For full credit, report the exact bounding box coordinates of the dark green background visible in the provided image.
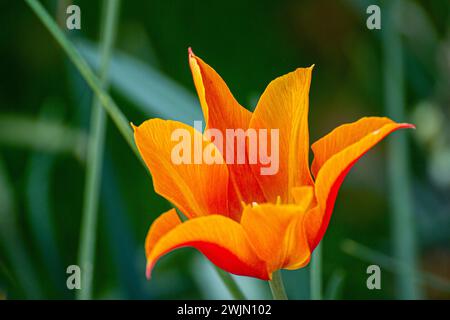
[0,0,449,299]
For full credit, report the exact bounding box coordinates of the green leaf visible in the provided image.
[75,39,202,124]
[0,114,87,161]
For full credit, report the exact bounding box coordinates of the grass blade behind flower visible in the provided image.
[25,0,245,299]
[76,0,121,300]
[382,0,422,299]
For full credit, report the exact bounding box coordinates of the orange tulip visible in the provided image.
[133,49,414,280]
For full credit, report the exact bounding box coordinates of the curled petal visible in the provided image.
[241,204,311,273]
[134,119,229,218]
[146,215,269,280]
[311,117,412,176]
[145,209,181,278]
[249,67,314,203]
[308,117,415,249]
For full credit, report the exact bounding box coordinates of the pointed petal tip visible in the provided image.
[130,122,138,132]
[188,47,195,57]
[145,262,153,280]
[403,123,416,129]
[294,65,314,74]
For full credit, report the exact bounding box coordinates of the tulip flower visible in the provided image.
[133,49,414,281]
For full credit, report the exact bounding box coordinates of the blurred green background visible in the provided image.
[0,0,449,299]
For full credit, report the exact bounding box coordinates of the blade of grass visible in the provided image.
[382,0,422,299]
[76,0,120,300]
[341,239,450,293]
[324,270,345,300]
[26,153,67,296]
[214,267,246,300]
[102,154,153,299]
[26,0,245,298]
[310,243,322,300]
[0,114,86,161]
[76,39,202,124]
[0,156,42,298]
[24,102,69,297]
[25,0,137,160]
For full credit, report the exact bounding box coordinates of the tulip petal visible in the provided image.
[145,209,181,278]
[188,49,252,133]
[291,186,315,212]
[145,209,181,252]
[134,119,229,218]
[241,204,311,273]
[308,118,415,249]
[189,50,266,214]
[146,215,269,280]
[311,117,411,176]
[249,67,314,203]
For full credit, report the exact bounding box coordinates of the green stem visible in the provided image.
[76,0,120,300]
[381,0,421,299]
[310,243,322,300]
[26,0,245,299]
[214,267,246,300]
[269,270,288,300]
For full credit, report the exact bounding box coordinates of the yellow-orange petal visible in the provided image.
[311,117,412,176]
[189,49,266,214]
[188,48,252,133]
[145,209,181,278]
[134,119,229,219]
[146,214,269,280]
[145,209,181,255]
[308,118,415,249]
[291,186,315,212]
[241,204,311,273]
[249,67,314,203]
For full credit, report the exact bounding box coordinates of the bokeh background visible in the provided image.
[0,0,449,299]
